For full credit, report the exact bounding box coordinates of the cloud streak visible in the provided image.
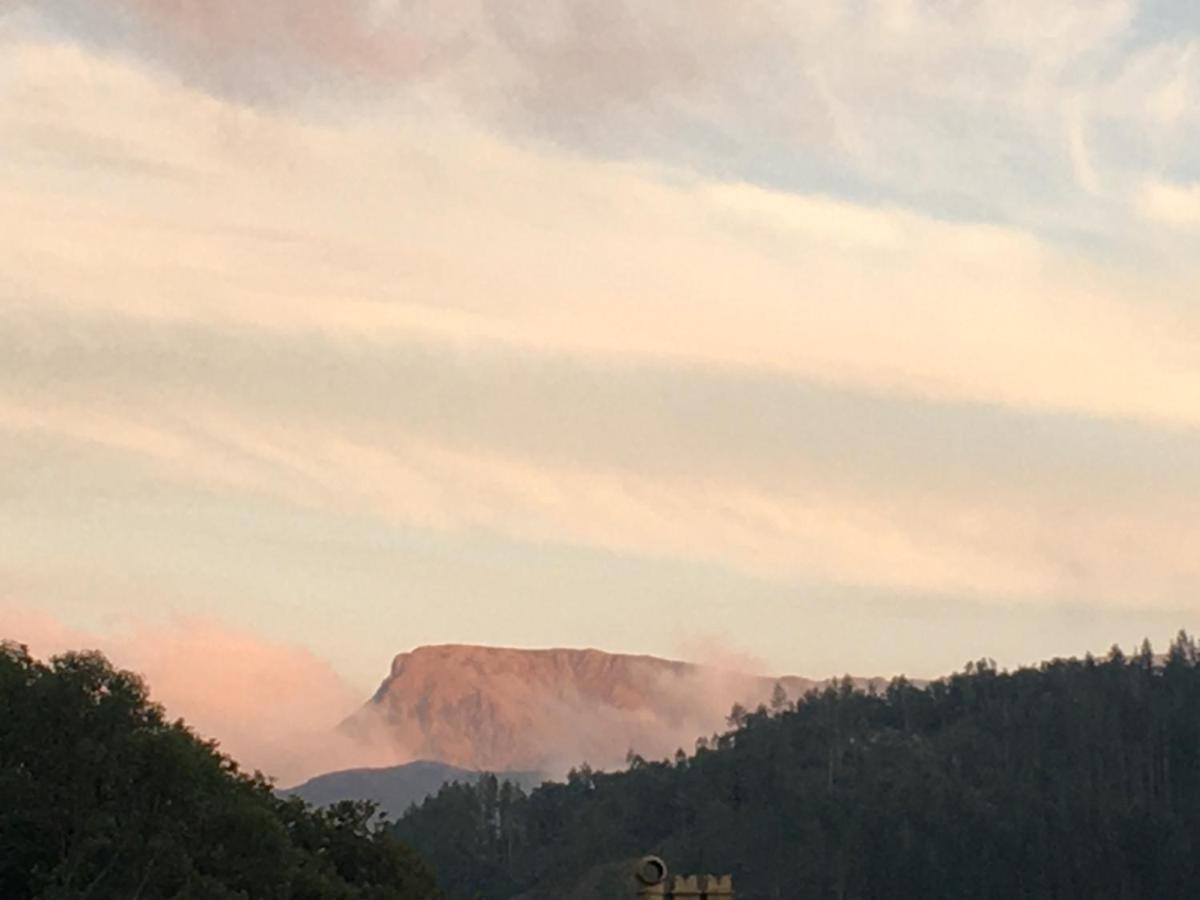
[3,368,1199,611]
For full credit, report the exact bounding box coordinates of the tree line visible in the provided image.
[395,632,1200,899]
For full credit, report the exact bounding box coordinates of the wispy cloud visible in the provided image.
[28,0,1197,232]
[3,38,1198,428]
[4,353,1199,611]
[2,3,1198,683]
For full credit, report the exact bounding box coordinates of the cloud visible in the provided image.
[1099,35,1200,130]
[24,0,1192,226]
[1137,178,1200,227]
[0,605,393,785]
[1,9,1199,682]
[5,376,1200,611]
[1,35,1199,616]
[19,0,472,100]
[3,37,1199,430]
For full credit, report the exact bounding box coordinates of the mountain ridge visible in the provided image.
[343,644,889,773]
[281,759,544,819]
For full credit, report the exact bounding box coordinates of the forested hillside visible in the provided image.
[0,642,440,899]
[396,633,1200,899]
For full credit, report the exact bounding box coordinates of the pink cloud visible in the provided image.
[48,0,769,124]
[1,604,396,785]
[106,0,468,91]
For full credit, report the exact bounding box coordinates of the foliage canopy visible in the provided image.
[0,642,441,899]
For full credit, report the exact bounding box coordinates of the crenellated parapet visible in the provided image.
[634,856,734,898]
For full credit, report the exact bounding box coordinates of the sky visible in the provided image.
[2,0,1200,731]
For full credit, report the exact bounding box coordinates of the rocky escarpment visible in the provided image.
[341,644,867,773]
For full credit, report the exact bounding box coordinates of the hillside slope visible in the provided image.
[282,760,543,819]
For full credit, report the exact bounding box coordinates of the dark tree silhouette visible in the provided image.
[0,642,441,899]
[396,632,1200,899]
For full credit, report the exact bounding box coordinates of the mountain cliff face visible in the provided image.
[342,644,850,773]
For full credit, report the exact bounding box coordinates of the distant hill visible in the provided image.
[281,760,543,819]
[341,644,889,773]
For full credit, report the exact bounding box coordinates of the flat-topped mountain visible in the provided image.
[342,644,881,773]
